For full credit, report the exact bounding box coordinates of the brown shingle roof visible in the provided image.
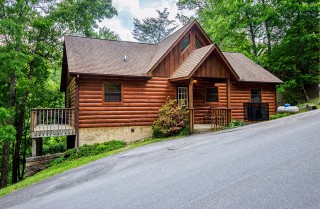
[223,52,283,83]
[65,36,157,77]
[64,21,195,77]
[147,20,195,71]
[170,44,215,80]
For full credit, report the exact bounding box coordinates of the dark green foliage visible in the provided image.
[270,113,291,120]
[0,0,118,187]
[51,140,126,165]
[177,0,320,101]
[228,119,245,128]
[43,137,67,155]
[152,99,189,138]
[132,8,178,44]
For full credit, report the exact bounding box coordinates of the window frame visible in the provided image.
[177,86,189,107]
[250,88,261,103]
[195,35,203,49]
[102,82,123,104]
[180,34,191,53]
[205,86,219,104]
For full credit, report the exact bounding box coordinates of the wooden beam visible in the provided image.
[189,78,194,133]
[189,78,194,108]
[227,78,231,108]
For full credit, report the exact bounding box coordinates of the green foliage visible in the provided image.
[0,0,118,187]
[51,140,126,165]
[152,99,189,138]
[0,108,16,142]
[42,137,66,155]
[132,8,178,44]
[270,113,291,120]
[228,119,245,128]
[177,0,320,100]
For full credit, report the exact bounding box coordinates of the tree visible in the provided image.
[0,0,118,188]
[177,0,319,102]
[132,8,178,44]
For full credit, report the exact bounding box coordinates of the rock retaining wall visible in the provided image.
[25,153,63,177]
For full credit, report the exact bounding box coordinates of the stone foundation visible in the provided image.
[25,153,62,177]
[79,126,152,145]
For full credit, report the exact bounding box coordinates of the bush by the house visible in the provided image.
[228,119,245,128]
[152,98,189,138]
[50,140,126,165]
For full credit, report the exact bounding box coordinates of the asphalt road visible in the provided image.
[1,110,320,209]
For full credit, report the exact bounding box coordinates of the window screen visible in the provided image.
[206,87,218,103]
[104,83,121,102]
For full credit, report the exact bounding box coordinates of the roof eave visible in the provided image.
[69,72,152,79]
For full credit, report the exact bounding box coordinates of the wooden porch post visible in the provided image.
[189,78,194,133]
[226,78,232,124]
[227,78,231,109]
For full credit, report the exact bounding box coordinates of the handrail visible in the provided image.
[30,108,76,138]
[192,107,232,131]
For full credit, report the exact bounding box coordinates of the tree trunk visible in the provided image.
[20,125,28,180]
[245,12,258,56]
[262,0,271,54]
[301,84,310,101]
[12,92,28,183]
[0,142,10,188]
[0,75,16,188]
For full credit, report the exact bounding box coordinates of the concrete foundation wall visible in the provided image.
[79,126,153,145]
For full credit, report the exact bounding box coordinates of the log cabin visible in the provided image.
[30,20,282,155]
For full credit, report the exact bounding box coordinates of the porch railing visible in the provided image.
[189,107,232,132]
[30,108,75,138]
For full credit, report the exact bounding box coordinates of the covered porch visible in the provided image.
[168,44,238,133]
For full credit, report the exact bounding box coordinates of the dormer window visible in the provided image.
[195,37,203,48]
[180,35,190,52]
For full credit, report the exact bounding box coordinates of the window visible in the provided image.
[251,89,261,103]
[206,87,218,103]
[180,35,190,52]
[104,83,121,102]
[177,87,188,107]
[195,37,203,48]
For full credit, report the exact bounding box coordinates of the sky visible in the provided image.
[99,0,194,42]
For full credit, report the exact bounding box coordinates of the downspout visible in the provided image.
[76,74,80,147]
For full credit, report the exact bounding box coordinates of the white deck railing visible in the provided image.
[30,108,75,138]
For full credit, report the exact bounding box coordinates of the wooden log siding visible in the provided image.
[230,83,277,120]
[78,77,176,128]
[152,27,210,78]
[193,82,227,124]
[66,76,76,109]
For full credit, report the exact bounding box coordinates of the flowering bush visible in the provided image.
[152,98,189,137]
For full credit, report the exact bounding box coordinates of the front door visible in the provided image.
[177,87,188,107]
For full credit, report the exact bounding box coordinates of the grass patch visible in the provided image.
[270,113,291,120]
[0,135,182,197]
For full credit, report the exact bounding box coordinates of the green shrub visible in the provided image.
[50,140,125,165]
[270,113,291,120]
[228,119,245,128]
[152,98,189,138]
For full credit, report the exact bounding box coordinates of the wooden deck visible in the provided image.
[31,108,75,138]
[31,124,75,138]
